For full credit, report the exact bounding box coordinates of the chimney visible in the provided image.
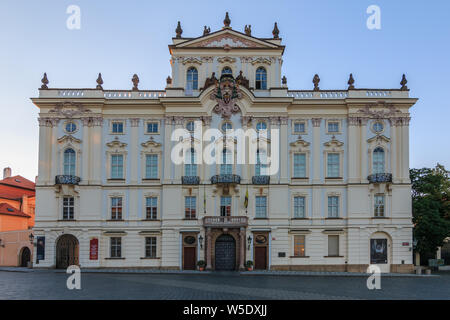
[3,167,11,179]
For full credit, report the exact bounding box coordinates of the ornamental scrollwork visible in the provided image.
[210,74,242,119]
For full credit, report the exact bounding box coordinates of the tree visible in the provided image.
[410,164,450,258]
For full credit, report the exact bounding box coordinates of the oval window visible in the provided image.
[65,122,77,133]
[184,236,196,245]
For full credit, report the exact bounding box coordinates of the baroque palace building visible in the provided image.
[32,13,417,272]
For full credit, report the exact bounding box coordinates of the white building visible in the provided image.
[32,13,417,273]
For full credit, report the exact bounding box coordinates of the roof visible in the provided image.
[0,184,35,200]
[0,203,30,218]
[0,175,35,191]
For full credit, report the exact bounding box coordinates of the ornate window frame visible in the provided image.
[323,137,344,180]
[253,188,269,219]
[58,195,78,221]
[109,119,126,135]
[326,192,342,218]
[108,192,125,221]
[367,135,390,175]
[291,192,309,219]
[143,192,160,220]
[325,119,342,135]
[140,138,162,183]
[63,120,79,134]
[139,234,161,259]
[289,136,310,181]
[214,135,237,175]
[144,119,160,135]
[292,119,307,134]
[106,138,127,182]
[255,66,268,90]
[57,135,82,177]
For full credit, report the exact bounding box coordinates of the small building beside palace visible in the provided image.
[31,13,417,272]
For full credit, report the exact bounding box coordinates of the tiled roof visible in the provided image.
[0,185,35,200]
[0,175,35,190]
[0,203,30,218]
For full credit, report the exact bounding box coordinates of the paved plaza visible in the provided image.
[0,269,449,300]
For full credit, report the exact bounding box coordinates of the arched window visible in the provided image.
[186,67,198,90]
[220,148,232,174]
[373,147,385,174]
[221,67,233,76]
[255,149,268,176]
[63,148,76,176]
[255,67,267,90]
[185,148,197,177]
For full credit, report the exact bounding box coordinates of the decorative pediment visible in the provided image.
[217,56,237,63]
[367,135,390,144]
[57,135,81,144]
[141,136,162,149]
[358,103,402,119]
[250,57,272,65]
[106,137,127,148]
[180,57,202,65]
[324,136,344,148]
[290,136,310,148]
[49,102,91,118]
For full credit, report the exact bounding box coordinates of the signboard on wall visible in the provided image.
[36,237,45,261]
[89,238,98,260]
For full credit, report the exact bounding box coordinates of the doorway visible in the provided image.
[56,234,79,269]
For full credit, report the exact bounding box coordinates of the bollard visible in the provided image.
[425,269,431,275]
[415,268,421,275]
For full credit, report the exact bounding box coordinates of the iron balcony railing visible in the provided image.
[367,173,392,183]
[210,174,241,184]
[55,175,81,185]
[181,176,200,185]
[252,175,270,185]
[203,216,248,228]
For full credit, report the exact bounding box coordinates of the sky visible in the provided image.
[0,0,449,181]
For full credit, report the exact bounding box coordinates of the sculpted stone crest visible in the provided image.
[210,74,242,119]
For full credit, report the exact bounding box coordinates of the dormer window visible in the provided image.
[255,67,267,90]
[221,67,233,76]
[186,67,198,90]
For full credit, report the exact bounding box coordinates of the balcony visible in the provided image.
[368,173,392,184]
[252,175,270,185]
[55,175,81,185]
[182,176,200,185]
[203,216,248,228]
[210,174,241,185]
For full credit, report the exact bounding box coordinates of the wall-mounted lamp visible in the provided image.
[198,235,204,249]
[29,233,34,245]
[247,236,252,250]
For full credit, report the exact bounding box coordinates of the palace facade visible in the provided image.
[32,13,417,272]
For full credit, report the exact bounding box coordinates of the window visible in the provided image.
[293,153,306,178]
[374,195,385,217]
[221,67,233,75]
[255,196,267,218]
[186,121,195,132]
[255,67,267,90]
[221,122,232,132]
[220,196,231,217]
[294,235,305,257]
[146,122,158,134]
[145,154,158,179]
[145,237,157,258]
[328,235,339,256]
[111,197,123,220]
[255,149,268,176]
[328,196,339,218]
[145,197,157,220]
[112,121,124,134]
[293,122,305,133]
[328,121,339,133]
[373,147,385,174]
[111,154,124,179]
[65,122,77,133]
[185,196,196,219]
[110,237,121,258]
[256,121,267,132]
[186,67,198,90]
[185,148,197,177]
[327,153,340,178]
[293,196,305,218]
[63,148,76,176]
[372,121,384,133]
[220,148,232,174]
[62,196,74,220]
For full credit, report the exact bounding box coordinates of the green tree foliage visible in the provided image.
[410,164,450,256]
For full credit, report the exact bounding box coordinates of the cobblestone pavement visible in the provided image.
[0,270,449,300]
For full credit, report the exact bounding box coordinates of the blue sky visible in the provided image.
[0,0,449,181]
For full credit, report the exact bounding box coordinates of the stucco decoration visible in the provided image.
[324,136,344,149]
[358,104,402,119]
[141,136,162,153]
[57,135,81,144]
[106,137,127,149]
[181,57,202,65]
[194,34,261,48]
[290,136,310,148]
[250,57,272,65]
[49,102,91,118]
[210,74,242,119]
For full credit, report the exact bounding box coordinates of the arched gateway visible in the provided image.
[56,234,79,269]
[20,247,31,267]
[214,234,236,271]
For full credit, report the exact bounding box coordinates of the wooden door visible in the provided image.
[254,246,267,270]
[183,247,196,270]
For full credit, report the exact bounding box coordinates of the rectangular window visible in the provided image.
[111,154,124,179]
[112,122,124,134]
[328,121,339,133]
[145,197,157,220]
[220,196,232,217]
[293,153,306,178]
[145,154,158,179]
[111,197,123,220]
[110,237,121,258]
[328,235,339,256]
[293,196,305,218]
[328,196,339,218]
[145,237,157,258]
[374,195,385,217]
[327,153,340,177]
[255,196,267,218]
[293,122,305,133]
[185,196,196,219]
[146,122,158,134]
[62,196,74,220]
[294,235,305,257]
